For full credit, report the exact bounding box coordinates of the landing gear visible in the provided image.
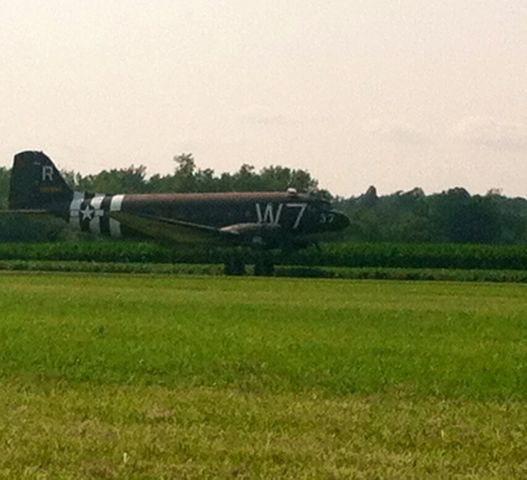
[254,255,274,277]
[222,249,275,277]
[223,255,246,276]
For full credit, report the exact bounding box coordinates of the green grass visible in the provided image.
[3,382,527,479]
[1,273,527,478]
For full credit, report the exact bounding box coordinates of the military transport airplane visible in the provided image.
[7,151,349,274]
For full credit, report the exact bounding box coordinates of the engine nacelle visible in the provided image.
[220,222,284,248]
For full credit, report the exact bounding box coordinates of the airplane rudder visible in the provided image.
[9,151,72,209]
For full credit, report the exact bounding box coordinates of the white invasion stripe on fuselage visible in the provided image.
[89,195,105,235]
[110,194,124,211]
[109,194,125,238]
[69,191,85,229]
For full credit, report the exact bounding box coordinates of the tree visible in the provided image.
[428,188,500,243]
[0,167,10,209]
[75,166,148,194]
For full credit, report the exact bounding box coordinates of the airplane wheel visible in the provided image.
[254,257,274,276]
[224,256,246,276]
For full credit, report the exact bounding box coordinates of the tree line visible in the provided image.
[335,186,527,244]
[0,154,526,244]
[63,154,320,195]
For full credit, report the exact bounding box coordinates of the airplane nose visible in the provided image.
[331,210,350,231]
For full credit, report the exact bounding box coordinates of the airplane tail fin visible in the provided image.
[8,151,73,210]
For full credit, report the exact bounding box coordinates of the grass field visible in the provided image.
[1,274,527,478]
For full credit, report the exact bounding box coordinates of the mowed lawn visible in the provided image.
[0,273,526,478]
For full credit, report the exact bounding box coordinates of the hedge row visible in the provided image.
[288,242,527,270]
[0,240,526,270]
[1,260,527,283]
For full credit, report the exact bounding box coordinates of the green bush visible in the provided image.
[286,242,527,270]
[0,240,526,271]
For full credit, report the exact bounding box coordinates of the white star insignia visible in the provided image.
[80,204,95,221]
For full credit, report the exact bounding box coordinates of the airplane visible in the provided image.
[7,150,350,275]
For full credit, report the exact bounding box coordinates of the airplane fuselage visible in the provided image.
[63,190,348,247]
[8,151,350,252]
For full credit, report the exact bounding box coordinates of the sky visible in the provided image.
[1,0,526,197]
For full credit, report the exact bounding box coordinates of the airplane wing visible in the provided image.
[109,211,239,244]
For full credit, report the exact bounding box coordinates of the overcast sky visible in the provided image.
[1,1,526,197]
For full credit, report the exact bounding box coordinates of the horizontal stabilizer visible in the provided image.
[0,209,51,215]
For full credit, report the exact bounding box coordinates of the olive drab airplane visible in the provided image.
[7,151,349,274]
